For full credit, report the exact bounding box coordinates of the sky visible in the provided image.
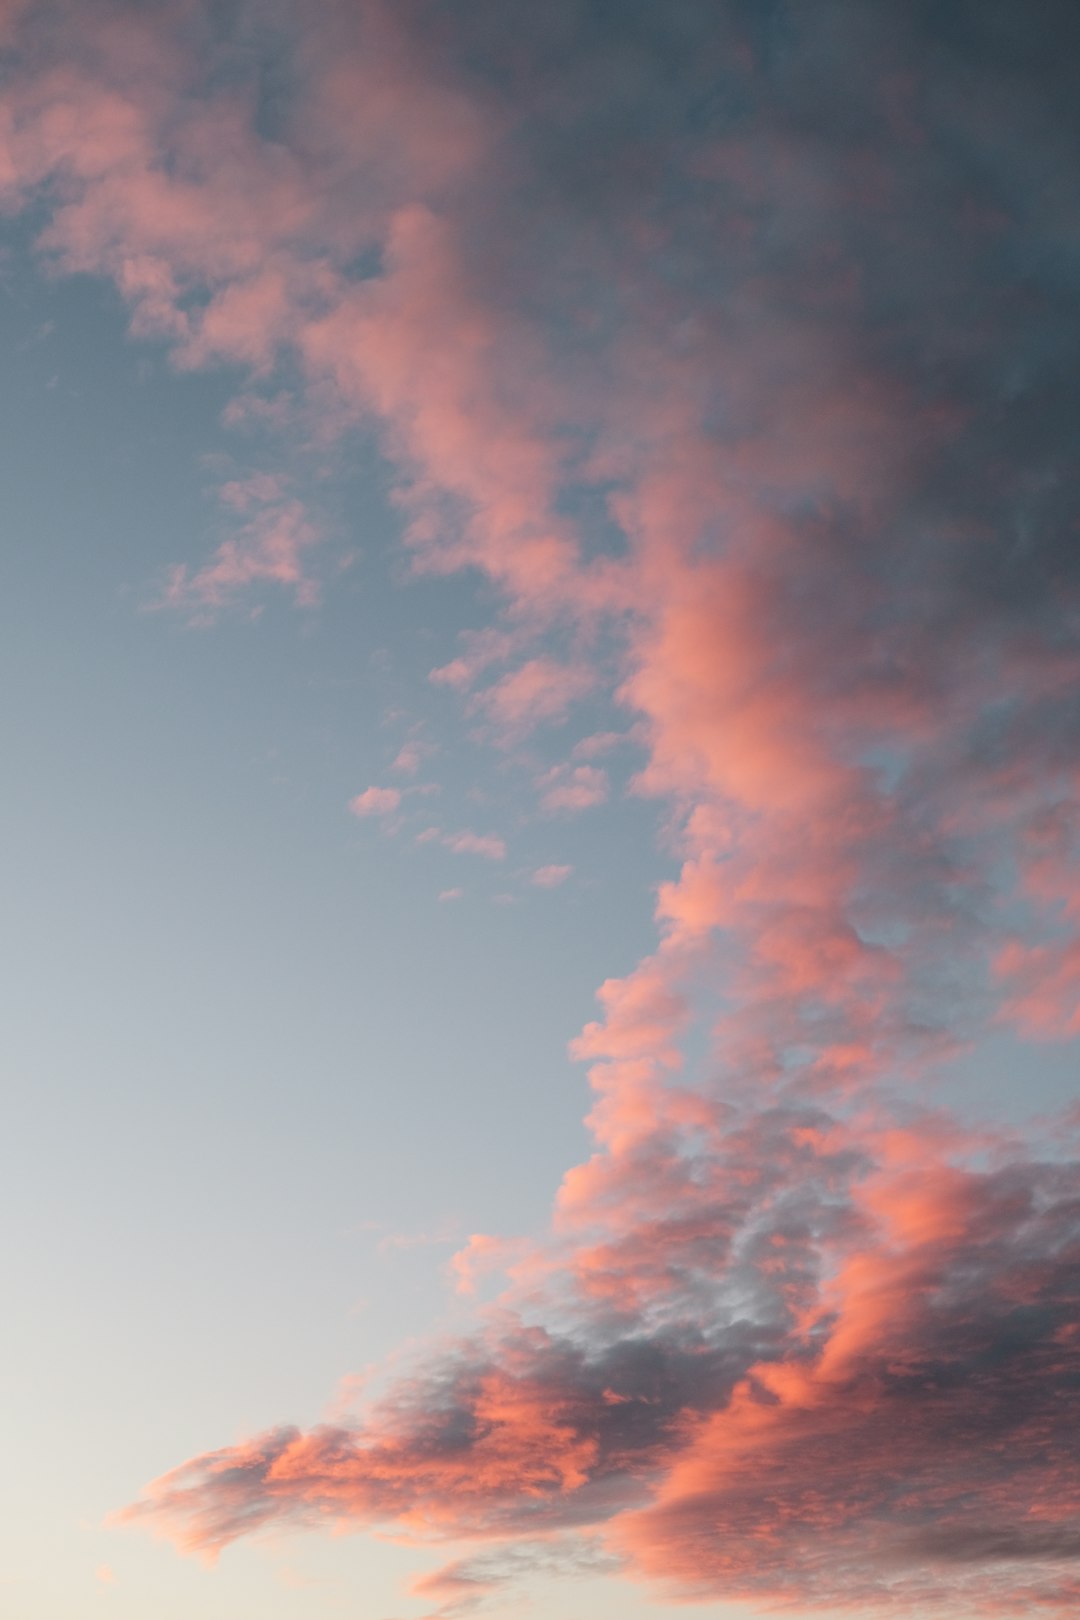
[2,3,1080,1618]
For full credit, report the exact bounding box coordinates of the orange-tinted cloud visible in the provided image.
[12,2,1080,1614]
[120,1121,1080,1616]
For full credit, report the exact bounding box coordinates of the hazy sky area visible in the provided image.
[2,4,1079,1619]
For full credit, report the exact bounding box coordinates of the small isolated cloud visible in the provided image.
[572,731,628,760]
[532,864,572,888]
[429,629,515,691]
[95,1565,116,1585]
[474,659,593,736]
[416,827,507,860]
[349,786,402,817]
[162,486,322,615]
[438,887,464,902]
[444,830,506,860]
[391,740,429,774]
[539,764,608,814]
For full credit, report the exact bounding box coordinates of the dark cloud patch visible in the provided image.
[124,1125,1080,1614]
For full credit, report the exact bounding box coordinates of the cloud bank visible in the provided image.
[6,1,1080,1613]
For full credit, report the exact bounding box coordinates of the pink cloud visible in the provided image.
[349,787,401,817]
[391,739,428,774]
[443,831,506,861]
[572,731,629,760]
[532,864,572,888]
[612,1145,1080,1611]
[15,7,1080,1616]
[538,764,608,814]
[429,630,516,691]
[995,938,1080,1040]
[0,0,29,46]
[217,472,288,512]
[410,1559,498,1610]
[474,659,593,736]
[438,887,464,903]
[449,1233,517,1296]
[162,497,322,614]
[119,1128,1080,1615]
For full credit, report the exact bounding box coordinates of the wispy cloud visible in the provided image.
[162,495,322,616]
[443,831,506,862]
[538,765,608,814]
[531,865,572,888]
[473,659,593,738]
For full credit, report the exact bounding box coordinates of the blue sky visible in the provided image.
[2,243,674,1618]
